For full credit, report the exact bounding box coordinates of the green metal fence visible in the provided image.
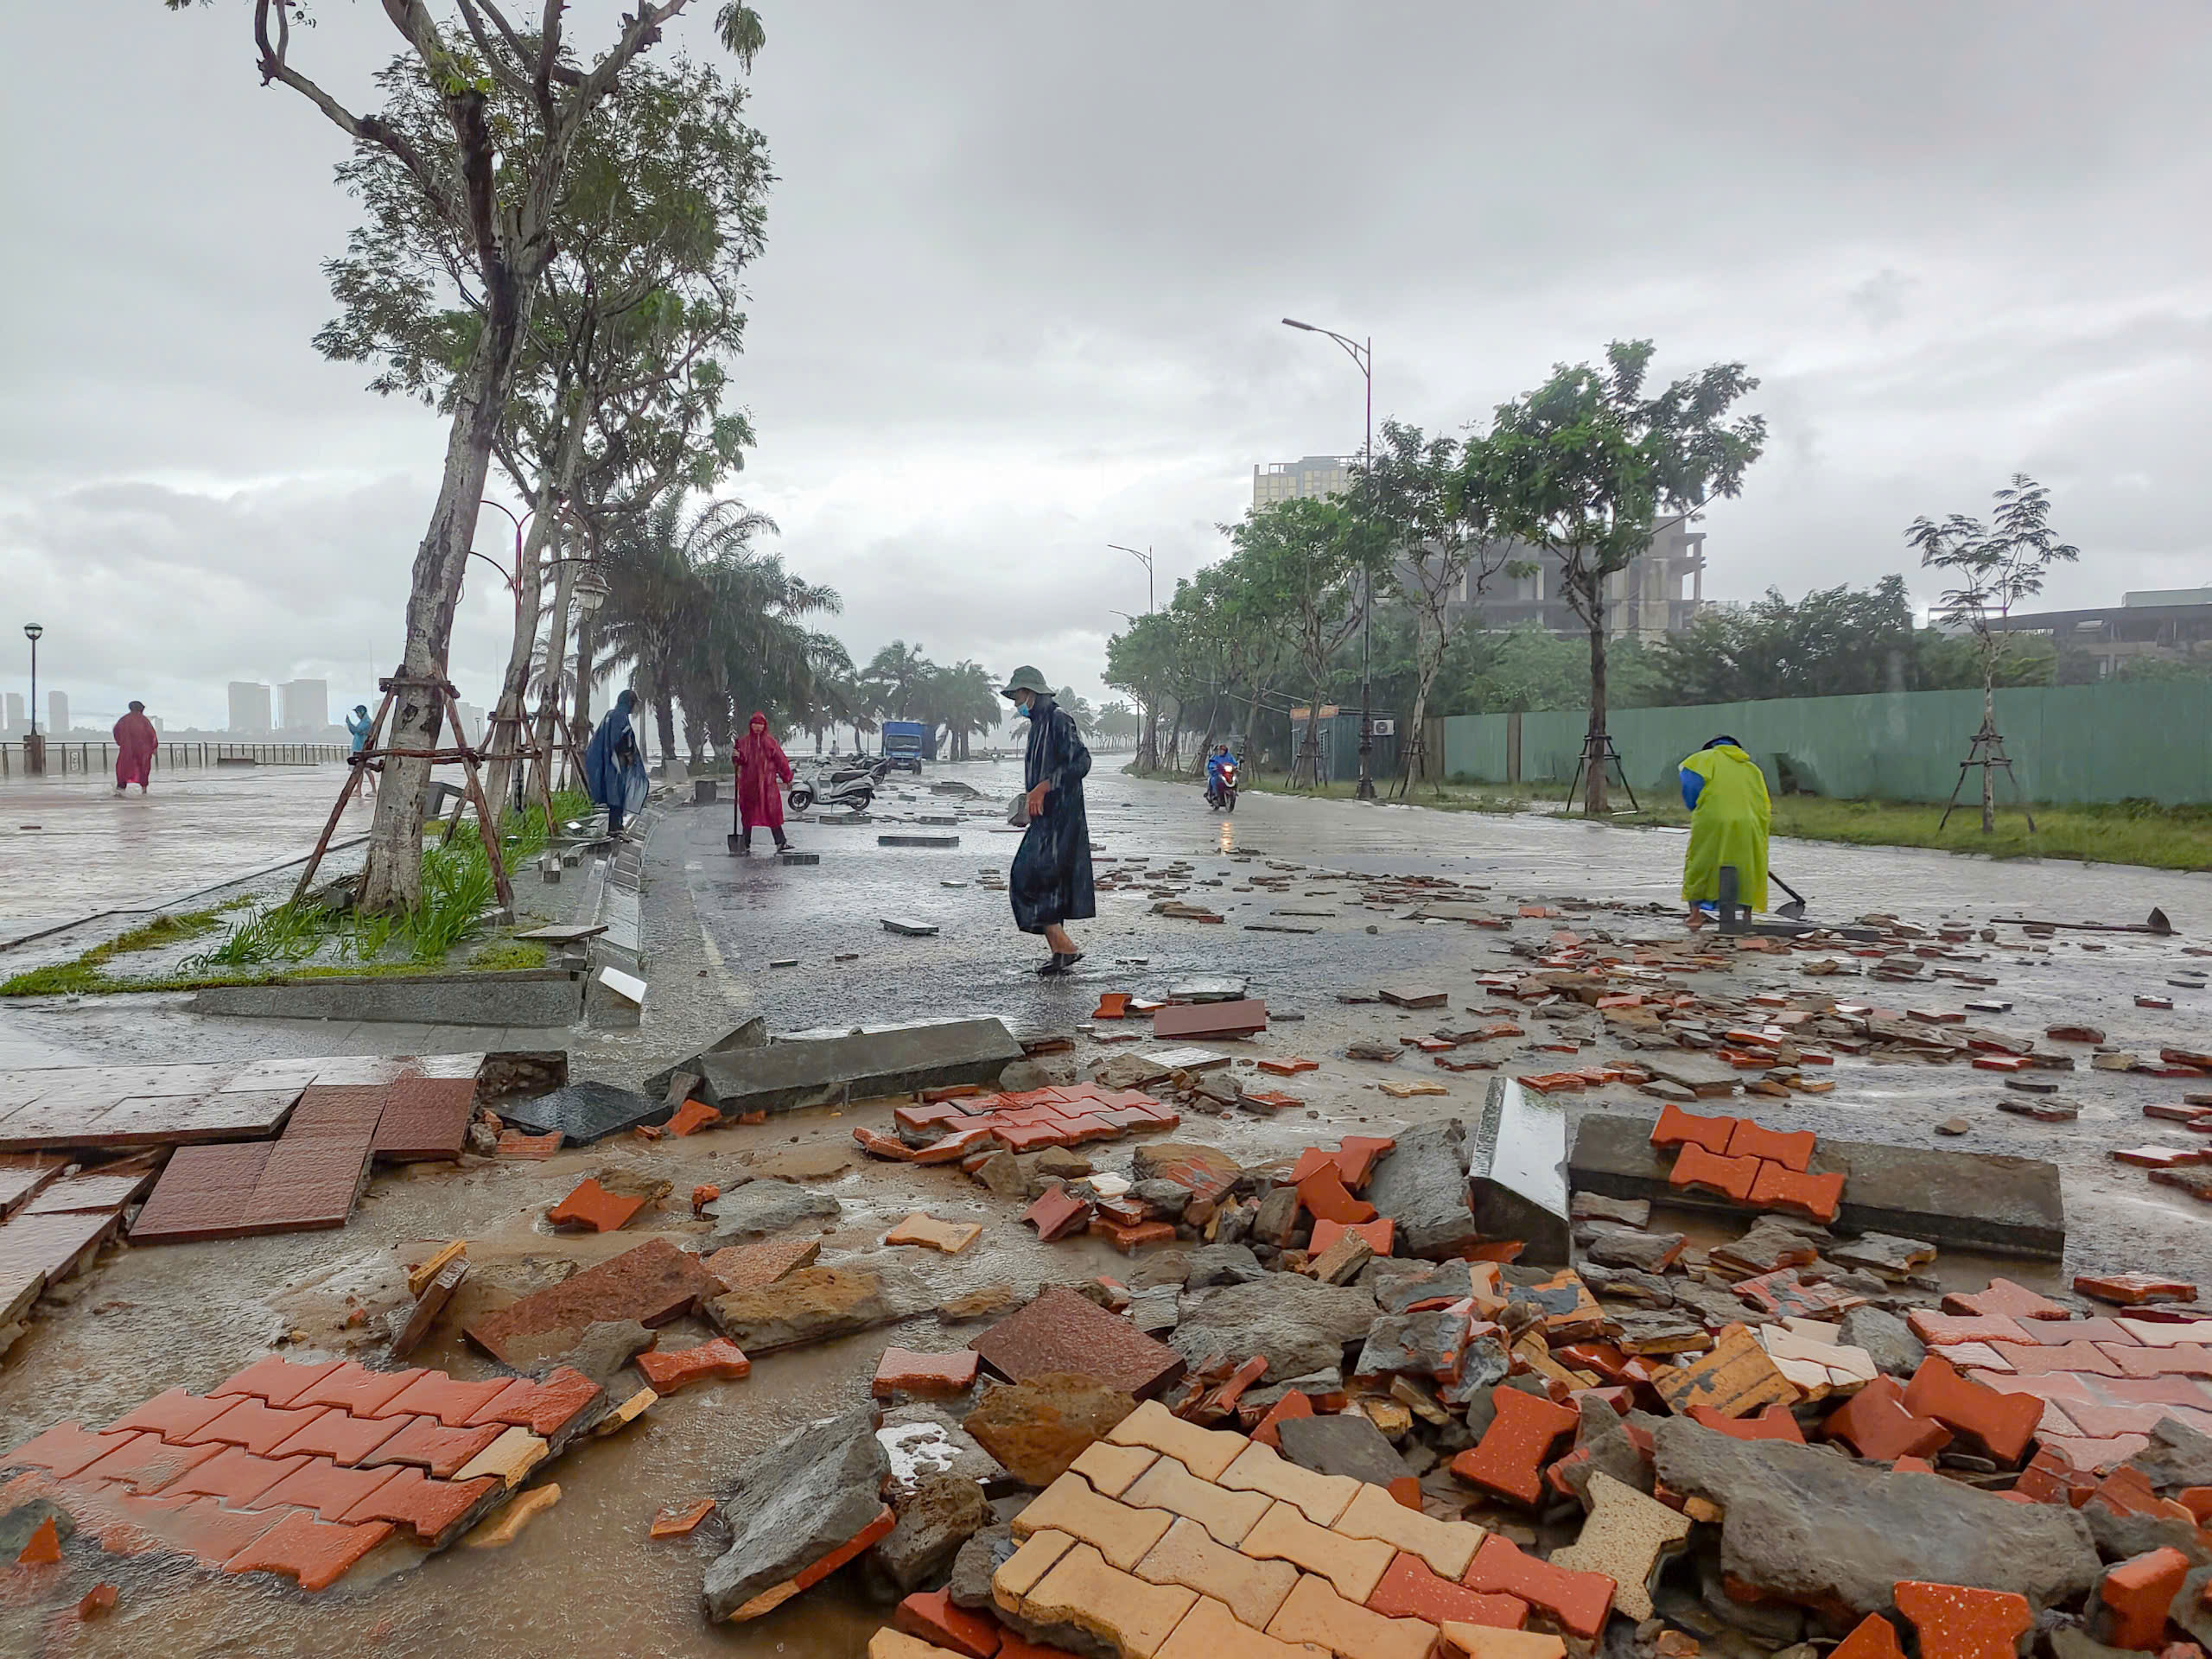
[1438,682,2212,806]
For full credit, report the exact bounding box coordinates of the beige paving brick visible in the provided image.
[1439,1624,1567,1659]
[995,1527,1078,1601]
[1020,1540,1200,1659]
[1122,1453,1274,1548]
[1218,1441,1359,1527]
[1239,1500,1396,1604]
[1014,1472,1174,1569]
[869,1632,967,1659]
[1266,1573,1440,1659]
[1108,1398,1249,1481]
[1072,1438,1160,1498]
[452,1426,547,1489]
[1135,1516,1300,1630]
[1545,1471,1689,1623]
[1333,1483,1485,1580]
[1157,1593,1332,1659]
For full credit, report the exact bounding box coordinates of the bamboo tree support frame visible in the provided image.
[289,674,516,918]
[1937,719,2037,833]
[1563,732,1640,815]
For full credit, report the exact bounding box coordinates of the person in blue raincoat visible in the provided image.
[1001,666,1093,976]
[346,703,377,792]
[584,689,650,836]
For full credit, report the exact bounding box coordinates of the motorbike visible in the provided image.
[1205,761,1239,813]
[790,757,882,815]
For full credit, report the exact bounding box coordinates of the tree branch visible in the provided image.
[451,0,538,103]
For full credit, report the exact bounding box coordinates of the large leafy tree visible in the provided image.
[175,0,764,912]
[1345,420,1516,796]
[1646,577,1923,705]
[316,49,772,816]
[1906,474,2078,831]
[1222,497,1373,787]
[1478,340,1765,814]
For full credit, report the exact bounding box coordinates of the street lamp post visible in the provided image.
[1107,543,1159,770]
[1281,317,1376,800]
[22,623,43,777]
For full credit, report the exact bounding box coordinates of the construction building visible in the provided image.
[227,681,272,734]
[1991,590,2212,678]
[276,678,329,734]
[1250,454,1711,641]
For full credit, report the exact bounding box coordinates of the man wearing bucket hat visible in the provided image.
[1001,665,1094,976]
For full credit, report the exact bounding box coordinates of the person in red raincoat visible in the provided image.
[112,701,158,793]
[733,710,794,854]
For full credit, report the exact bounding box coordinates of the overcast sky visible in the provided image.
[3,2,2208,731]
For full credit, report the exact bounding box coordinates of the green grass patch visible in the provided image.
[465,939,550,972]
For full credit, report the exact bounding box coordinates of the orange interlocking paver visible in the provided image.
[1309,1218,1396,1256]
[256,1456,403,1522]
[381,1371,518,1428]
[106,1387,234,1444]
[548,1177,648,1233]
[2,1421,138,1479]
[1450,1389,1580,1506]
[1944,1279,2070,1322]
[289,1363,423,1418]
[1249,1392,1313,1450]
[1668,1144,1760,1203]
[1014,1472,1173,1570]
[338,1464,498,1544]
[1333,1483,1484,1580]
[1893,1580,2033,1659]
[666,1100,722,1136]
[208,1355,344,1408]
[2099,1547,2189,1649]
[1726,1120,1815,1172]
[222,1509,394,1592]
[181,1399,329,1457]
[1133,1515,1300,1630]
[1437,1624,1565,1659]
[1828,1612,1907,1659]
[1649,1103,1736,1154]
[113,1492,284,1566]
[359,1415,505,1478]
[76,1432,223,1496]
[1240,1500,1395,1602]
[1217,1441,1359,1526]
[161,1446,308,1506]
[1012,1540,1198,1658]
[467,1368,602,1439]
[1120,1455,1272,1548]
[1257,1058,1319,1077]
[1904,1356,2045,1465]
[1267,1573,1438,1659]
[269,1407,409,1465]
[1460,1535,1615,1643]
[1907,1312,2035,1348]
[637,1339,754,1395]
[895,1586,1006,1658]
[1108,1400,1249,1482]
[1367,1550,1528,1627]
[1295,1163,1376,1226]
[1746,1162,1845,1224]
[1821,1375,1953,1461]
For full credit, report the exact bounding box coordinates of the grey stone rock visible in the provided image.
[1128,1288,1180,1336]
[1827,1232,1938,1280]
[1276,1413,1405,1487]
[872,1469,991,1592]
[1582,1265,1675,1307]
[949,1524,1015,1611]
[976,1151,1027,1199]
[1364,1119,1478,1259]
[2055,1624,2145,1659]
[503,1318,656,1384]
[1698,1554,1806,1644]
[2127,1415,2212,1495]
[1251,1185,1300,1248]
[1169,1275,1376,1382]
[1839,1306,1926,1376]
[1582,1227,1687,1274]
[702,1179,840,1247]
[1439,1335,1512,1409]
[1185,1243,1266,1289]
[656,1017,1023,1118]
[1563,1393,1651,1503]
[1129,1179,1192,1219]
[1372,1259,1477,1314]
[1711,1218,1822,1275]
[1128,1252,1192,1290]
[704,1407,892,1621]
[1465,1374,1552,1440]
[1000,1057,1069,1093]
[2171,1563,2212,1650]
[1240,1368,1345,1413]
[1571,1193,1651,1228]
[880,1404,1014,1496]
[2083,1498,2209,1566]
[1355,1310,1471,1381]
[1652,1418,2101,1616]
[706,1257,938,1353]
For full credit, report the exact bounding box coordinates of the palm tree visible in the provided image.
[936,660,1001,760]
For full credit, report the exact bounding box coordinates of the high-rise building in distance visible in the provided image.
[227,682,272,734]
[277,678,329,733]
[48,691,68,734]
[3,693,21,735]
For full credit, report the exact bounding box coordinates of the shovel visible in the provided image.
[1771,872,1808,921]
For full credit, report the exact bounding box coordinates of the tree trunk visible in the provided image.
[483,487,557,819]
[570,613,598,785]
[1980,674,1997,834]
[653,692,678,767]
[1583,576,1611,817]
[357,304,525,914]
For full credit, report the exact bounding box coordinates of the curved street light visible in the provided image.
[22,623,42,741]
[1281,316,1376,799]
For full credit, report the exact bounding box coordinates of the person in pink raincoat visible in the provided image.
[112,702,158,793]
[733,710,794,855]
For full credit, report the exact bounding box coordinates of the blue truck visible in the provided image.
[880,720,932,772]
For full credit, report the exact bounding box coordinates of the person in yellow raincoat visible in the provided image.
[1679,735,1770,925]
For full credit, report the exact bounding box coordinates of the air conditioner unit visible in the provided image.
[1370,719,1395,737]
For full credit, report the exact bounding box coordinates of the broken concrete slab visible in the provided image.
[500,1081,671,1147]
[963,1375,1138,1486]
[501,1319,657,1385]
[1275,1411,1406,1487]
[1837,1306,1927,1377]
[1364,1121,1479,1261]
[1650,1417,2100,1616]
[466,1238,718,1364]
[1467,1077,1569,1264]
[2126,1416,2212,1495]
[1570,1112,2066,1258]
[702,1180,842,1248]
[969,1286,1185,1397]
[1167,1274,1376,1382]
[873,1469,992,1593]
[707,1259,937,1355]
[880,1403,1014,1496]
[703,1406,893,1622]
[1152,1001,1268,1041]
[647,1019,1025,1120]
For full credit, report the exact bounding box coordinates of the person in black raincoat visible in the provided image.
[1001,665,1093,975]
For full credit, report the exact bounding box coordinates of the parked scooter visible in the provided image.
[790,757,881,815]
[1205,760,1239,814]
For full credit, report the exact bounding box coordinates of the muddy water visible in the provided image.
[3,760,2211,1650]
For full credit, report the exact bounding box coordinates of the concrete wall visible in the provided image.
[1438,681,2212,805]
